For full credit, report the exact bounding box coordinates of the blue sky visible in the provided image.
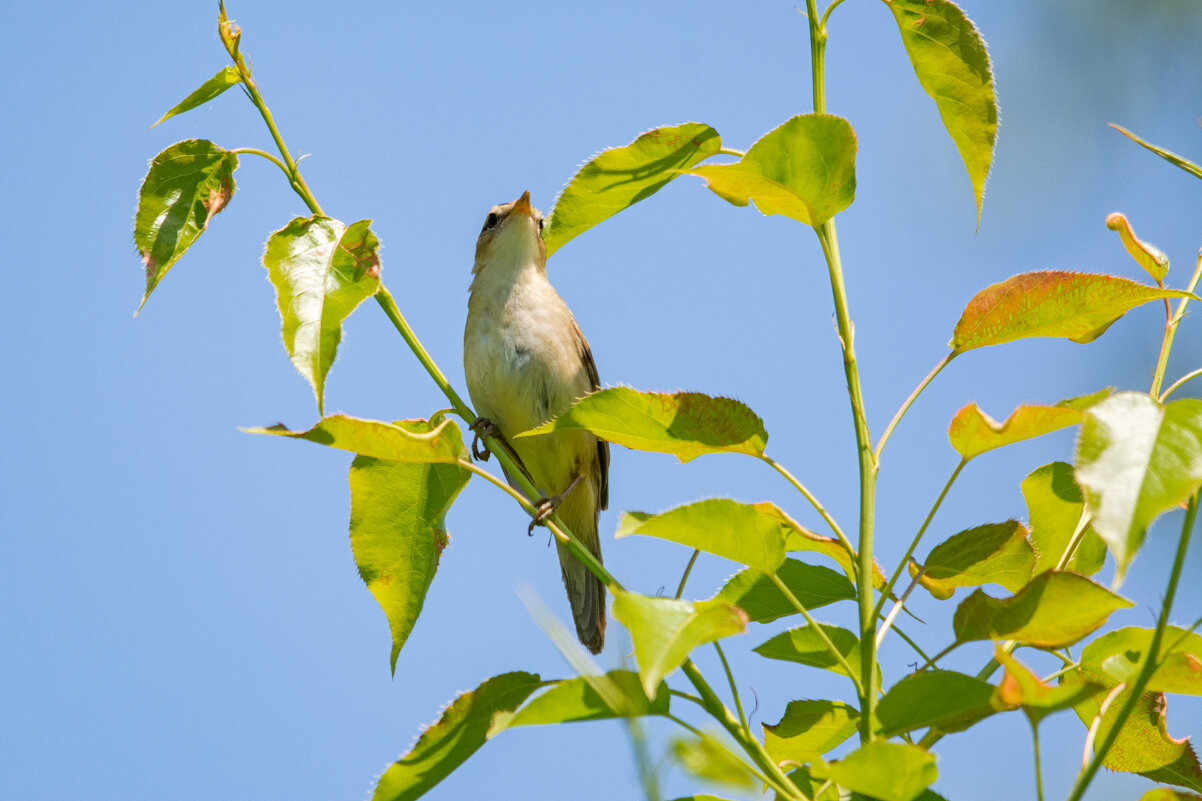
[3,2,1201,800]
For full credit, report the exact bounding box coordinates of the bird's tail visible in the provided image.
[555,491,606,654]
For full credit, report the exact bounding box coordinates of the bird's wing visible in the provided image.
[573,317,609,511]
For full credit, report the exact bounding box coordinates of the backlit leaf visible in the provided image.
[1022,461,1106,576]
[618,499,786,573]
[612,590,747,697]
[263,216,382,414]
[545,123,722,257]
[1075,393,1202,584]
[1106,212,1170,283]
[134,139,238,309]
[810,742,937,801]
[763,700,860,765]
[505,670,668,728]
[671,734,757,791]
[243,414,468,463]
[1139,789,1202,801]
[910,520,1035,599]
[993,646,1105,724]
[754,624,861,681]
[349,450,471,672]
[876,670,999,736]
[1111,124,1202,182]
[372,671,542,801]
[778,508,888,589]
[686,114,856,228]
[887,0,997,220]
[1081,626,1202,696]
[151,66,242,128]
[950,271,1193,352]
[948,401,1084,460]
[519,388,767,462]
[708,559,854,623]
[952,570,1132,648]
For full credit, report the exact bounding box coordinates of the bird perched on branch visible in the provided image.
[464,191,609,654]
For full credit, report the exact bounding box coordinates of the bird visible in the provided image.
[463,190,609,654]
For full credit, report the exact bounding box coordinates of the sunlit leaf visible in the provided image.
[993,646,1105,724]
[671,733,758,791]
[505,670,668,728]
[545,123,722,257]
[754,623,861,681]
[948,401,1084,460]
[134,139,238,309]
[1106,212,1170,283]
[910,520,1035,600]
[776,768,843,801]
[1139,789,1202,801]
[686,114,856,227]
[612,590,747,696]
[1111,124,1202,182]
[243,414,468,463]
[151,66,242,128]
[952,570,1132,648]
[519,387,767,462]
[1081,626,1202,696]
[708,559,854,623]
[763,700,860,766]
[1075,393,1202,584]
[887,0,997,220]
[349,450,471,672]
[1022,461,1106,576]
[810,742,937,801]
[263,216,382,414]
[618,499,786,573]
[876,670,999,736]
[777,508,888,589]
[1073,686,1202,790]
[372,671,542,801]
[949,271,1193,352]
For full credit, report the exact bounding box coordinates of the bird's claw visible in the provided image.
[528,497,555,536]
[469,416,500,462]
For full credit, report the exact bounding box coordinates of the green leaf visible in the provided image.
[763,700,860,765]
[810,742,938,801]
[1073,687,1202,790]
[519,387,767,462]
[242,414,469,463]
[887,0,997,220]
[1111,124,1202,182]
[686,114,856,227]
[262,216,382,414]
[134,139,238,309]
[671,733,758,791]
[666,796,742,801]
[910,520,1035,600]
[952,570,1133,648]
[1106,212,1170,283]
[876,670,999,736]
[993,646,1106,724]
[1081,626,1202,696]
[612,590,747,696]
[1075,393,1202,584]
[1022,461,1106,576]
[544,123,722,257]
[776,768,842,801]
[151,66,242,128]
[948,401,1084,460]
[753,624,861,681]
[778,509,889,590]
[708,559,855,623]
[505,670,668,728]
[372,671,542,801]
[349,450,471,673]
[617,499,786,573]
[949,271,1194,352]
[1139,789,1202,801]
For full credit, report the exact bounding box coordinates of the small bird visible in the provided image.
[464,191,609,653]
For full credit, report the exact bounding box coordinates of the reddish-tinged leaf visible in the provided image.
[1074,687,1202,790]
[948,402,1084,460]
[993,646,1105,724]
[1106,212,1170,283]
[950,271,1193,352]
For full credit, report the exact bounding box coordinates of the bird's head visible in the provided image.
[473,190,546,272]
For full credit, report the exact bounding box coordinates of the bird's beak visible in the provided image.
[511,190,533,217]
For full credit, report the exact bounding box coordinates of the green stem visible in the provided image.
[674,549,701,599]
[819,0,850,28]
[228,147,292,179]
[760,455,855,561]
[1150,250,1202,397]
[716,148,746,158]
[1030,720,1045,801]
[771,572,863,694]
[874,353,956,463]
[1064,491,1197,801]
[1052,509,1091,571]
[713,641,748,732]
[1160,366,1202,401]
[680,660,804,800]
[872,459,967,622]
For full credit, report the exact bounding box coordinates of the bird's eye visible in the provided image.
[537,217,544,233]
[485,212,499,230]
